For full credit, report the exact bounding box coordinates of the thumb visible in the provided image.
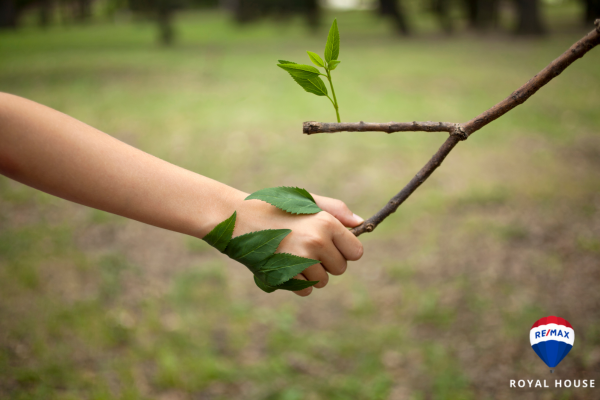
[312,194,365,228]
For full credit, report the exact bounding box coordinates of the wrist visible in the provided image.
[195,184,248,239]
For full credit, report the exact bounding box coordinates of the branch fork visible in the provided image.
[304,21,600,236]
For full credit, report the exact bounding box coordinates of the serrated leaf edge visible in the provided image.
[202,211,236,253]
[245,186,321,215]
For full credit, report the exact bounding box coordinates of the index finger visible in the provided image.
[331,221,364,261]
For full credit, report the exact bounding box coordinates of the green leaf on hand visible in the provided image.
[201,186,323,294]
[254,253,319,286]
[324,18,340,63]
[307,51,325,68]
[225,229,291,268]
[277,278,319,291]
[254,275,278,293]
[254,275,319,293]
[277,63,320,79]
[328,60,341,70]
[245,187,322,215]
[290,75,328,96]
[202,211,236,253]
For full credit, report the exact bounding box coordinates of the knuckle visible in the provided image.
[314,274,329,288]
[295,287,312,297]
[305,233,326,250]
[329,261,347,276]
[335,199,350,213]
[316,212,336,229]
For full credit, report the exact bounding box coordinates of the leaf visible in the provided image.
[254,275,319,293]
[245,187,322,215]
[324,18,340,63]
[202,211,236,253]
[328,60,341,70]
[254,275,278,293]
[255,253,320,286]
[277,278,319,291]
[289,75,328,97]
[277,63,320,79]
[307,51,325,68]
[225,229,291,268]
[278,60,297,65]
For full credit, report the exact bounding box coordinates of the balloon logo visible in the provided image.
[530,316,574,369]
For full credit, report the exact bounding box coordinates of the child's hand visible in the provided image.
[232,192,364,297]
[1,94,362,298]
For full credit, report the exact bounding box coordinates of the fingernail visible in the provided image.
[353,213,364,224]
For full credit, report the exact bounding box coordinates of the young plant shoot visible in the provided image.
[277,18,341,122]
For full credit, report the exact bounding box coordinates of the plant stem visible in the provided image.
[325,69,341,122]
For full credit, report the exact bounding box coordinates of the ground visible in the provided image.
[1,7,600,400]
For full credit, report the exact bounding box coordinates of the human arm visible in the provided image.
[0,93,364,296]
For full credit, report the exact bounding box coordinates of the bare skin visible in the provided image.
[0,93,364,296]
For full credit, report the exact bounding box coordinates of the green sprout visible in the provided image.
[277,18,342,122]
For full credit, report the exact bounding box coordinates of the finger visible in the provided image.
[318,242,347,276]
[292,274,313,297]
[312,194,364,228]
[332,222,364,261]
[301,263,329,289]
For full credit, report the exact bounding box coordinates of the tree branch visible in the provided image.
[303,121,461,135]
[304,21,600,237]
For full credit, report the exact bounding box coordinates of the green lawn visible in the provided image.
[1,9,600,400]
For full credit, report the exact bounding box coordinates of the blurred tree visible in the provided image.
[581,0,600,26]
[0,0,38,28]
[431,0,453,34]
[514,0,545,35]
[38,0,52,26]
[75,0,91,21]
[462,0,499,30]
[378,0,410,36]
[156,0,176,44]
[129,0,182,45]
[127,0,216,45]
[0,0,18,28]
[222,0,320,31]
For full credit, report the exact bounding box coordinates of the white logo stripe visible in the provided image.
[530,324,575,346]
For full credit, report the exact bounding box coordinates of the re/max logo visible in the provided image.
[534,329,570,339]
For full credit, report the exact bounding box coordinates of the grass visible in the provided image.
[1,7,600,400]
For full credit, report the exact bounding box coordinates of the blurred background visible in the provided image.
[1,1,600,399]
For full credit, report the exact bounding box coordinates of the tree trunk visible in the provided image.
[432,0,453,34]
[463,0,499,30]
[463,0,477,28]
[514,0,545,36]
[158,7,174,45]
[38,0,52,27]
[0,0,18,28]
[582,0,600,26]
[303,0,319,32]
[378,0,410,36]
[76,0,91,22]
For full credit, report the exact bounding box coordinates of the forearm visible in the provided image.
[0,93,243,238]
